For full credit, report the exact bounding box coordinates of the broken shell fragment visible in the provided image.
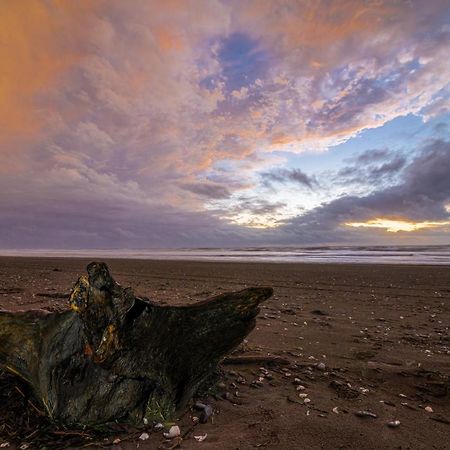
[194,434,208,442]
[163,425,181,439]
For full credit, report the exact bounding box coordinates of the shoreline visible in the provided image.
[0,254,449,267]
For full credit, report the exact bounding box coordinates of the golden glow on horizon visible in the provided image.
[345,218,450,233]
[230,215,280,229]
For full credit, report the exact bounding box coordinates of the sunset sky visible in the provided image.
[1,0,450,249]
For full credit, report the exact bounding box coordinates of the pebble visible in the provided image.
[303,398,311,404]
[112,438,121,445]
[154,422,164,430]
[222,391,233,400]
[387,420,401,428]
[200,405,213,423]
[425,406,433,413]
[299,393,308,398]
[163,425,181,439]
[317,362,326,371]
[296,385,306,391]
[355,410,377,418]
[139,433,150,440]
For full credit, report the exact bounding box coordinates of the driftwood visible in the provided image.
[0,262,272,426]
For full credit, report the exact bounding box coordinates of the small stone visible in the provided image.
[200,405,213,423]
[387,420,401,428]
[299,393,308,398]
[139,433,150,441]
[222,391,233,400]
[154,422,164,430]
[303,398,311,404]
[112,438,121,445]
[296,385,306,391]
[355,410,377,418]
[163,425,181,439]
[425,406,433,413]
[217,382,226,390]
[317,362,326,371]
[143,417,148,425]
[332,407,339,414]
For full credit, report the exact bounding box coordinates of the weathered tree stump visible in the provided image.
[0,262,272,426]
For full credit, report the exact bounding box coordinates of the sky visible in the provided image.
[1,0,450,249]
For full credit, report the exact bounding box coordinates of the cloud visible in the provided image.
[336,151,407,186]
[0,1,449,247]
[262,168,317,189]
[181,182,231,199]
[282,139,450,242]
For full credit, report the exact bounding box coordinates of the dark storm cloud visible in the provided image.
[262,168,317,189]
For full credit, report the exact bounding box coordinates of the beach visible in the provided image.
[1,257,449,449]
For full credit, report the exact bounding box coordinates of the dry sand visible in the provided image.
[0,257,449,449]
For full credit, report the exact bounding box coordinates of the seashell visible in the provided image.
[194,434,208,442]
[163,425,181,439]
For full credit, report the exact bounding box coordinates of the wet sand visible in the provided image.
[0,257,449,449]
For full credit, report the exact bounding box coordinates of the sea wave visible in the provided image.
[1,245,450,265]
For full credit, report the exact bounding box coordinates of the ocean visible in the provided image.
[1,245,450,265]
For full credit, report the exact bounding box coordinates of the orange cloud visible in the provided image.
[0,1,103,152]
